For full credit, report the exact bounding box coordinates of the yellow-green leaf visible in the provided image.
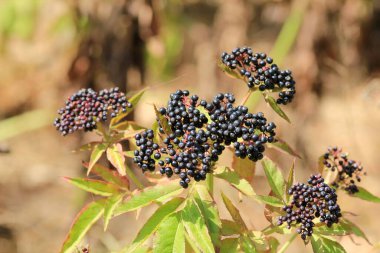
[154,213,185,253]
[221,192,248,231]
[60,201,104,253]
[221,238,239,253]
[266,138,301,158]
[263,93,290,123]
[64,177,119,197]
[214,166,255,196]
[106,143,126,176]
[84,162,129,188]
[88,143,107,174]
[261,158,285,200]
[231,156,255,182]
[221,219,241,236]
[311,235,346,253]
[154,104,172,135]
[252,195,284,207]
[352,186,380,203]
[103,193,124,231]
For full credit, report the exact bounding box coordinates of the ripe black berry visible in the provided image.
[277,174,342,241]
[220,47,296,105]
[322,146,365,194]
[53,88,132,136]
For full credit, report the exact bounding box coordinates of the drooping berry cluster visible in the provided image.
[322,146,365,194]
[133,90,277,188]
[277,174,342,241]
[220,47,296,105]
[54,88,132,136]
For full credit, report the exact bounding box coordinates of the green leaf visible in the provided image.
[268,236,280,253]
[193,185,222,247]
[314,222,351,236]
[60,201,104,253]
[114,181,183,216]
[181,199,215,253]
[252,195,284,207]
[231,156,255,182]
[75,141,101,152]
[64,177,119,197]
[124,151,134,158]
[220,238,239,253]
[217,60,244,80]
[221,192,248,231]
[266,138,301,158]
[87,143,107,174]
[154,213,185,253]
[106,143,126,176]
[110,121,145,131]
[85,163,129,188]
[243,90,261,111]
[110,88,147,126]
[221,219,242,235]
[197,105,211,122]
[285,161,295,202]
[352,186,380,203]
[240,235,258,253]
[261,158,286,200]
[340,218,371,244]
[214,166,255,196]
[263,93,291,123]
[154,104,172,135]
[311,234,346,253]
[124,198,184,253]
[103,194,124,231]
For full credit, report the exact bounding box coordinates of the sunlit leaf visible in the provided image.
[197,105,211,122]
[181,199,215,253]
[154,104,172,135]
[252,195,284,207]
[231,156,255,182]
[64,177,120,197]
[106,143,126,176]
[88,143,107,174]
[217,60,244,80]
[240,235,258,253]
[285,161,295,202]
[84,162,129,188]
[154,213,185,253]
[214,166,255,196]
[311,234,346,253]
[263,93,291,123]
[266,138,301,158]
[123,198,184,253]
[111,129,145,142]
[243,90,261,111]
[221,219,241,236]
[60,201,104,253]
[111,121,145,131]
[114,181,183,216]
[221,192,248,231]
[193,185,221,247]
[124,151,135,158]
[352,186,380,203]
[110,88,147,126]
[261,158,285,200]
[103,194,124,231]
[340,218,371,244]
[74,142,101,152]
[220,238,239,253]
[268,236,280,253]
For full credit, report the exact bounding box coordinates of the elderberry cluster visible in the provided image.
[322,146,365,194]
[277,174,341,241]
[133,90,277,188]
[220,47,296,105]
[54,88,132,136]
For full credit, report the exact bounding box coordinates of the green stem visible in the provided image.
[125,166,144,190]
[278,233,297,253]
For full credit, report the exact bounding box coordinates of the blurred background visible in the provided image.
[0,0,379,252]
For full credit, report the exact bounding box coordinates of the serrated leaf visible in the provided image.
[88,143,107,174]
[110,88,147,126]
[103,194,124,231]
[221,192,248,231]
[60,201,104,253]
[181,199,215,253]
[123,198,184,253]
[220,238,239,253]
[261,158,285,200]
[266,138,301,158]
[154,213,185,253]
[263,93,291,123]
[252,195,284,207]
[153,104,172,135]
[311,234,346,253]
[193,185,222,247]
[340,218,371,244]
[352,186,380,203]
[221,219,242,235]
[84,162,129,188]
[231,156,255,182]
[114,181,183,216]
[214,166,255,196]
[64,177,119,197]
[240,235,258,253]
[106,143,126,176]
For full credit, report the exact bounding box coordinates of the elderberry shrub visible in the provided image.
[133,90,277,188]
[54,88,132,136]
[322,146,366,194]
[277,174,342,241]
[220,47,296,105]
